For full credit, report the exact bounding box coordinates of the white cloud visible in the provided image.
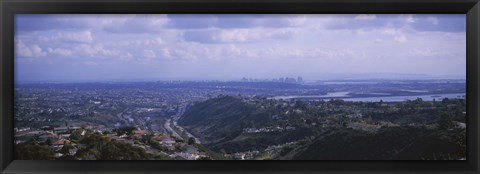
[394,35,407,43]
[161,44,201,61]
[405,15,416,23]
[123,37,164,46]
[379,27,404,35]
[120,52,134,61]
[185,28,297,43]
[212,30,253,42]
[142,50,156,58]
[286,15,308,26]
[409,48,436,56]
[354,14,376,20]
[161,49,171,59]
[49,31,93,43]
[14,14,466,80]
[103,14,169,33]
[15,40,46,58]
[408,48,457,58]
[30,45,43,55]
[74,44,117,58]
[83,61,98,66]
[427,17,439,25]
[47,47,73,57]
[16,40,33,57]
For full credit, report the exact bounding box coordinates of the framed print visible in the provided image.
[1,0,479,173]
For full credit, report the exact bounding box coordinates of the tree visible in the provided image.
[16,140,54,160]
[65,121,70,130]
[42,126,54,131]
[438,113,455,130]
[69,130,83,140]
[100,141,150,160]
[442,98,450,105]
[188,137,196,145]
[141,134,153,144]
[198,156,213,160]
[74,148,100,160]
[59,144,74,154]
[80,132,105,148]
[56,155,76,160]
[45,138,53,146]
[113,126,137,136]
[32,134,40,142]
[154,154,174,160]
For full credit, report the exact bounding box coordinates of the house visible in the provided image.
[38,133,58,142]
[59,134,71,139]
[53,139,71,146]
[233,153,245,160]
[68,148,78,156]
[132,130,147,135]
[160,138,176,147]
[152,134,168,141]
[286,126,296,131]
[54,127,69,132]
[54,153,63,158]
[174,152,198,160]
[131,130,148,139]
[175,156,187,160]
[185,146,198,154]
[15,127,30,132]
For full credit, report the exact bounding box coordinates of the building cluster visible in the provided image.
[15,124,210,160]
[13,80,466,160]
[241,76,304,84]
[243,126,296,133]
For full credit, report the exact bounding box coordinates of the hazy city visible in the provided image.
[14,14,466,160]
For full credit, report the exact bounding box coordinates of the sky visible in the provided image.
[15,14,466,82]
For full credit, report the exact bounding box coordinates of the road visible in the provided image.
[164,118,181,139]
[164,107,183,139]
[166,104,202,144]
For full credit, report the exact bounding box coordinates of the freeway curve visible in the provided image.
[164,105,202,144]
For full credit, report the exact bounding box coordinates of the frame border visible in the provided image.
[1,0,479,173]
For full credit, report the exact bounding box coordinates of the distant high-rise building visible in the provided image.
[297,77,304,83]
[285,77,297,83]
[279,77,285,83]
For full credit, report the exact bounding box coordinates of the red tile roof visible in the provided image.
[53,139,71,145]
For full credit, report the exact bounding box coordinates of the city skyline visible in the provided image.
[15,14,466,82]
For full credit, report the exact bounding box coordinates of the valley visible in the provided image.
[14,79,466,160]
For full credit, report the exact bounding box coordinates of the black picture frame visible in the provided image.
[1,0,479,173]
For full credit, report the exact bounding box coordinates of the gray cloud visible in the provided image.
[14,14,466,82]
[103,14,169,33]
[16,14,96,32]
[184,28,297,43]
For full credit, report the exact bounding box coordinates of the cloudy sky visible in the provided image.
[15,14,465,82]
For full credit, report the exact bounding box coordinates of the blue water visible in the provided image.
[343,93,465,102]
[272,93,465,102]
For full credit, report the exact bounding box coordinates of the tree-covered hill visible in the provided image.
[178,95,466,160]
[292,126,465,160]
[179,96,272,143]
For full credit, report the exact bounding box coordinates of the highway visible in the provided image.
[165,105,202,144]
[164,118,181,139]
